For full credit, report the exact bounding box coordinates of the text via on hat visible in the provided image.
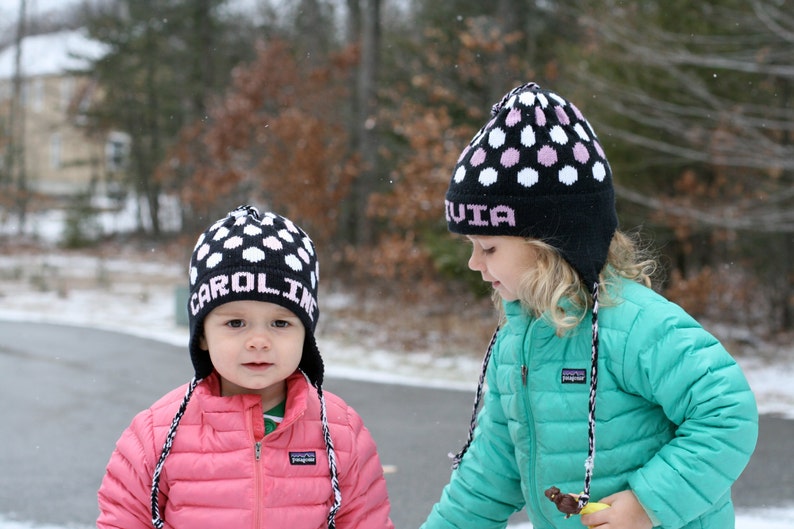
[445,200,517,228]
[190,270,318,320]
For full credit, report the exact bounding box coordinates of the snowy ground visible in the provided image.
[2,207,794,528]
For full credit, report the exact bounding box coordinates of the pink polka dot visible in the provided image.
[538,145,557,167]
[573,142,589,164]
[571,103,584,120]
[501,147,520,168]
[506,107,522,127]
[470,147,486,167]
[535,107,546,126]
[555,106,570,125]
[457,145,471,163]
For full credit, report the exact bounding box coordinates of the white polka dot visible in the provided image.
[298,247,310,263]
[549,93,566,106]
[454,166,467,183]
[285,254,303,271]
[242,246,265,263]
[302,237,315,255]
[224,236,243,249]
[559,166,578,185]
[213,226,229,240]
[263,236,283,250]
[517,168,539,187]
[593,161,607,182]
[207,252,222,268]
[243,224,262,236]
[488,127,506,149]
[537,93,549,107]
[189,266,198,285]
[196,242,210,261]
[574,123,590,141]
[520,125,536,148]
[479,167,498,186]
[550,125,568,144]
[518,91,536,107]
[278,229,295,243]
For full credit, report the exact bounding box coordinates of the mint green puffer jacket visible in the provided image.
[422,278,758,529]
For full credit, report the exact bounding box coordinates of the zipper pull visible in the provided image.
[521,365,528,386]
[255,441,262,461]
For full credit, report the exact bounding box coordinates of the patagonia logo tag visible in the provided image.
[561,368,587,384]
[289,451,317,465]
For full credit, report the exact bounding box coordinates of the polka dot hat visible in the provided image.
[187,205,323,384]
[445,82,618,287]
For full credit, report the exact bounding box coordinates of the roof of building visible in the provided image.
[0,29,107,80]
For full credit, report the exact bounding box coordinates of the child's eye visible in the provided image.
[482,246,495,255]
[272,320,291,328]
[226,319,245,328]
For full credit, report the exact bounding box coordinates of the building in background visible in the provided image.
[0,29,127,198]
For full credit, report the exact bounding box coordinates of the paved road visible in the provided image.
[0,322,790,528]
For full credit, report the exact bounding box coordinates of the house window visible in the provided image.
[30,78,44,112]
[50,133,61,169]
[60,77,75,111]
[105,131,130,172]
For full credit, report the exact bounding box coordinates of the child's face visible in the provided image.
[467,235,537,302]
[200,300,305,406]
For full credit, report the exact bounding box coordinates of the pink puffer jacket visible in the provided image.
[97,372,393,529]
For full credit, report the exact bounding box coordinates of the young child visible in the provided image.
[422,83,758,529]
[97,205,394,529]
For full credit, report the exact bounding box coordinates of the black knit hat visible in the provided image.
[445,82,617,287]
[187,205,324,386]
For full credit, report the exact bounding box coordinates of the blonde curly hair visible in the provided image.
[500,230,656,334]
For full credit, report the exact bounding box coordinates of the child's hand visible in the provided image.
[579,490,652,529]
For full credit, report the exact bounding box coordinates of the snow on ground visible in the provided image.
[2,208,794,528]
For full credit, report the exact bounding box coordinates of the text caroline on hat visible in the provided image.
[445,82,618,288]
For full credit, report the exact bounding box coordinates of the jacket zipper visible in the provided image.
[521,320,555,528]
[250,409,264,529]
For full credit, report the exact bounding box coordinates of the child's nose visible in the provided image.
[246,328,271,350]
[468,250,483,272]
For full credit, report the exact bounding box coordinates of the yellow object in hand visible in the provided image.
[580,500,610,515]
[579,498,610,529]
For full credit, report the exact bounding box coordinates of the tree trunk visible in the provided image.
[351,0,380,245]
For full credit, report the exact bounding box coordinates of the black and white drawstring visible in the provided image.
[316,383,342,528]
[577,282,600,511]
[151,376,202,529]
[449,328,499,470]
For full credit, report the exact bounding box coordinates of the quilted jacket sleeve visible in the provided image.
[421,348,525,529]
[623,302,758,529]
[333,405,394,529]
[97,409,158,529]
